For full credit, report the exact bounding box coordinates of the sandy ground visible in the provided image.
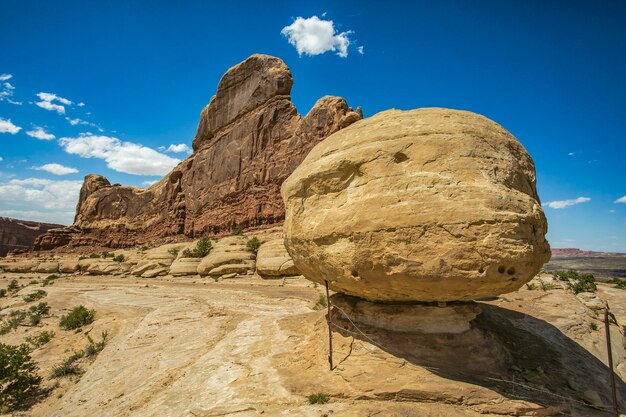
[1,272,625,417]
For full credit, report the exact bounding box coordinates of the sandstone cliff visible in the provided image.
[34,54,361,249]
[0,217,63,256]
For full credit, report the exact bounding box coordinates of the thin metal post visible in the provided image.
[325,280,333,371]
[604,305,618,417]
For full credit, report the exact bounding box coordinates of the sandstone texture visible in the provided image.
[255,238,299,277]
[282,108,551,302]
[197,236,254,277]
[34,54,361,250]
[0,217,63,255]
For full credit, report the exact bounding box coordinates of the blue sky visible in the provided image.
[1,0,625,251]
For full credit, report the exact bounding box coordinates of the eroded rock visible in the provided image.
[255,238,299,277]
[282,108,551,302]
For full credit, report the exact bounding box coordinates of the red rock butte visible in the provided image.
[34,54,362,250]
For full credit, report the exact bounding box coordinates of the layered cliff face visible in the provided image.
[0,217,63,256]
[34,54,361,249]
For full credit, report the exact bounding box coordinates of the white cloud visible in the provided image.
[58,134,180,176]
[165,143,192,154]
[35,92,74,115]
[26,126,55,140]
[615,196,626,204]
[0,209,74,225]
[142,180,158,187]
[65,116,94,126]
[568,152,575,156]
[543,197,591,209]
[281,16,353,58]
[0,117,21,134]
[32,163,78,175]
[77,102,85,107]
[0,177,82,214]
[0,80,21,105]
[0,156,3,161]
[357,46,364,55]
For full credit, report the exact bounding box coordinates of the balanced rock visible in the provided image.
[282,108,551,302]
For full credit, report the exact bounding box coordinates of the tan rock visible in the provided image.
[59,260,79,273]
[141,267,168,278]
[282,108,551,302]
[77,258,100,272]
[35,261,59,273]
[255,238,299,277]
[0,259,38,272]
[169,258,201,276]
[208,262,254,276]
[197,237,255,276]
[87,261,121,275]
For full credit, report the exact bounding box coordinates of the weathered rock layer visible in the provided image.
[35,54,361,249]
[282,108,551,302]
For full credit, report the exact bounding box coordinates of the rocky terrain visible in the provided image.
[546,249,626,280]
[0,244,624,416]
[34,54,361,251]
[0,218,63,257]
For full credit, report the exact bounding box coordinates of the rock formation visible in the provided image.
[34,54,361,250]
[0,217,63,256]
[282,108,551,303]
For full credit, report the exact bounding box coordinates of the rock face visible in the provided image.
[282,108,551,302]
[0,217,64,256]
[34,54,361,249]
[197,236,255,277]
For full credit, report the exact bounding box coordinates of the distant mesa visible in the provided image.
[34,54,362,250]
[0,217,64,256]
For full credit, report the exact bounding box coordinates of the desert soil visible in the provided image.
[1,272,625,417]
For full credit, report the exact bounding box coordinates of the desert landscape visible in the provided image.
[2,3,626,416]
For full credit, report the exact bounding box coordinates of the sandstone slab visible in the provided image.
[255,238,299,277]
[282,108,551,302]
[169,258,201,276]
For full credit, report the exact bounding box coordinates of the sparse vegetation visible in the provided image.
[182,236,212,258]
[59,306,95,330]
[590,322,599,331]
[0,311,26,335]
[0,343,42,411]
[7,279,20,293]
[553,270,597,294]
[246,237,262,254]
[525,282,537,290]
[307,392,329,404]
[0,289,6,297]
[23,290,47,303]
[84,331,108,357]
[25,330,55,348]
[232,224,243,236]
[112,254,125,263]
[168,248,179,257]
[42,274,60,286]
[539,280,557,291]
[100,251,115,259]
[313,295,328,310]
[50,352,83,378]
[609,278,626,289]
[27,302,50,326]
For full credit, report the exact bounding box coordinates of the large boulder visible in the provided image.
[255,238,299,277]
[282,108,551,302]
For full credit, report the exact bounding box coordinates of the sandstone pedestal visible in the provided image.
[331,294,480,334]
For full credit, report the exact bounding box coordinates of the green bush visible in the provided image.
[167,248,179,257]
[100,252,114,259]
[0,311,26,335]
[539,280,557,291]
[29,303,50,317]
[7,280,20,293]
[112,254,125,263]
[553,270,597,294]
[0,289,6,297]
[183,236,212,258]
[232,224,243,236]
[85,331,108,357]
[525,282,537,290]
[246,237,262,254]
[50,359,81,378]
[59,306,95,330]
[609,278,626,289]
[25,331,55,348]
[313,295,328,310]
[23,290,47,303]
[42,275,60,286]
[0,343,42,410]
[307,393,329,404]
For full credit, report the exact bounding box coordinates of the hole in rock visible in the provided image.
[351,270,359,278]
[507,267,516,275]
[478,268,485,274]
[498,265,506,274]
[393,152,409,163]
